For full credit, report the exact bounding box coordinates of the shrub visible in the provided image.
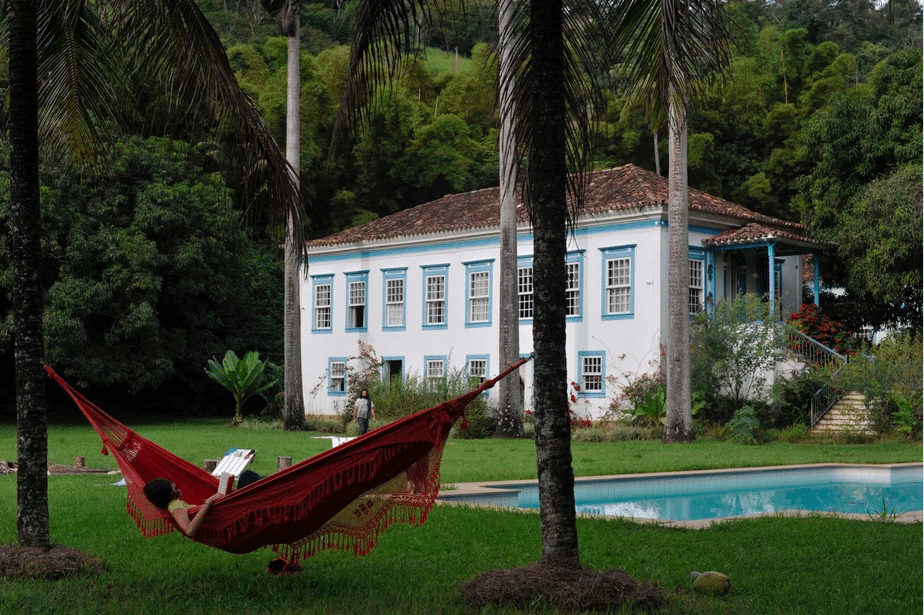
[571,427,610,442]
[612,370,665,414]
[771,423,811,443]
[625,387,666,428]
[726,405,763,444]
[697,394,740,426]
[770,367,833,428]
[838,332,923,436]
[571,424,660,442]
[788,303,862,356]
[691,295,785,411]
[567,381,594,429]
[303,418,343,433]
[451,396,497,439]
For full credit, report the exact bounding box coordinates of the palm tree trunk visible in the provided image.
[663,98,694,443]
[10,0,50,548]
[529,0,579,567]
[495,0,524,438]
[282,9,306,431]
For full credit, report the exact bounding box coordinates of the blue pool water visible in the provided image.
[444,465,922,522]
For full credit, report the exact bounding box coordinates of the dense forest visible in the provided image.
[1,0,920,415]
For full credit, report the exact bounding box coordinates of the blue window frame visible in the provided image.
[577,351,606,398]
[517,256,534,322]
[466,355,490,386]
[421,264,449,329]
[464,260,494,327]
[328,357,347,396]
[424,355,447,390]
[466,354,490,396]
[565,251,584,322]
[311,274,334,333]
[600,245,635,320]
[345,270,369,332]
[689,248,705,315]
[381,268,407,331]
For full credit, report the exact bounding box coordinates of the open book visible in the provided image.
[217,471,235,495]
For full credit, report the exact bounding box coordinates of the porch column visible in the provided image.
[707,250,716,316]
[767,242,776,318]
[813,254,821,306]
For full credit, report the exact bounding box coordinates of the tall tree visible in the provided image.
[611,0,730,444]
[3,0,305,549]
[663,95,694,443]
[335,0,604,566]
[263,0,308,431]
[797,48,923,330]
[9,0,47,549]
[495,0,524,437]
[523,0,579,563]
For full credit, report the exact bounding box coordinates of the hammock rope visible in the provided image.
[45,358,527,562]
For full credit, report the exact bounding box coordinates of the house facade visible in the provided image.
[300,164,830,420]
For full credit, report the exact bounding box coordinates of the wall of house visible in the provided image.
[300,215,805,421]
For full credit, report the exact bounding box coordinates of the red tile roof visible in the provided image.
[701,223,834,250]
[309,164,807,248]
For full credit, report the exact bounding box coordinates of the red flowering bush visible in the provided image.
[788,303,860,356]
[568,381,593,429]
[614,371,666,412]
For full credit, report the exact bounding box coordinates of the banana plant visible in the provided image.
[206,351,277,425]
[628,387,667,428]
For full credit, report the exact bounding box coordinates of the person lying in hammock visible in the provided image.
[143,478,225,539]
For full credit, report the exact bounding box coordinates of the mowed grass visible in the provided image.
[0,417,921,614]
[0,417,918,483]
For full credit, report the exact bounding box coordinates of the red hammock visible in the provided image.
[45,359,526,562]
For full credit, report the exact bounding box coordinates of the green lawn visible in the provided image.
[1,418,918,483]
[1,418,921,614]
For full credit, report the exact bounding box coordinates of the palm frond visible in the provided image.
[35,1,121,163]
[502,0,610,224]
[332,0,452,155]
[605,0,730,117]
[104,0,307,258]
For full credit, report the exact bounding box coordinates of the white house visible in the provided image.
[300,164,830,420]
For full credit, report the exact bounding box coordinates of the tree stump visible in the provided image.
[277,456,292,471]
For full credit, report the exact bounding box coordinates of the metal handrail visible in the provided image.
[781,325,849,427]
[810,363,847,427]
[784,325,847,369]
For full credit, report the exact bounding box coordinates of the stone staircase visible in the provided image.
[811,392,873,434]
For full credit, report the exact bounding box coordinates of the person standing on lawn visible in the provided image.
[352,389,375,435]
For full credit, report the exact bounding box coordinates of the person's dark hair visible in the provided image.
[361,389,372,404]
[143,478,174,509]
[237,469,262,488]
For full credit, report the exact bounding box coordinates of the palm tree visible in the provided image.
[609,0,730,443]
[4,0,306,549]
[495,0,524,438]
[262,0,308,431]
[336,0,606,566]
[9,0,48,549]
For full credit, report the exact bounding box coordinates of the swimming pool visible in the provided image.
[438,464,923,523]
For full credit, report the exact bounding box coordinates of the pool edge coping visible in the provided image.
[435,462,924,527]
